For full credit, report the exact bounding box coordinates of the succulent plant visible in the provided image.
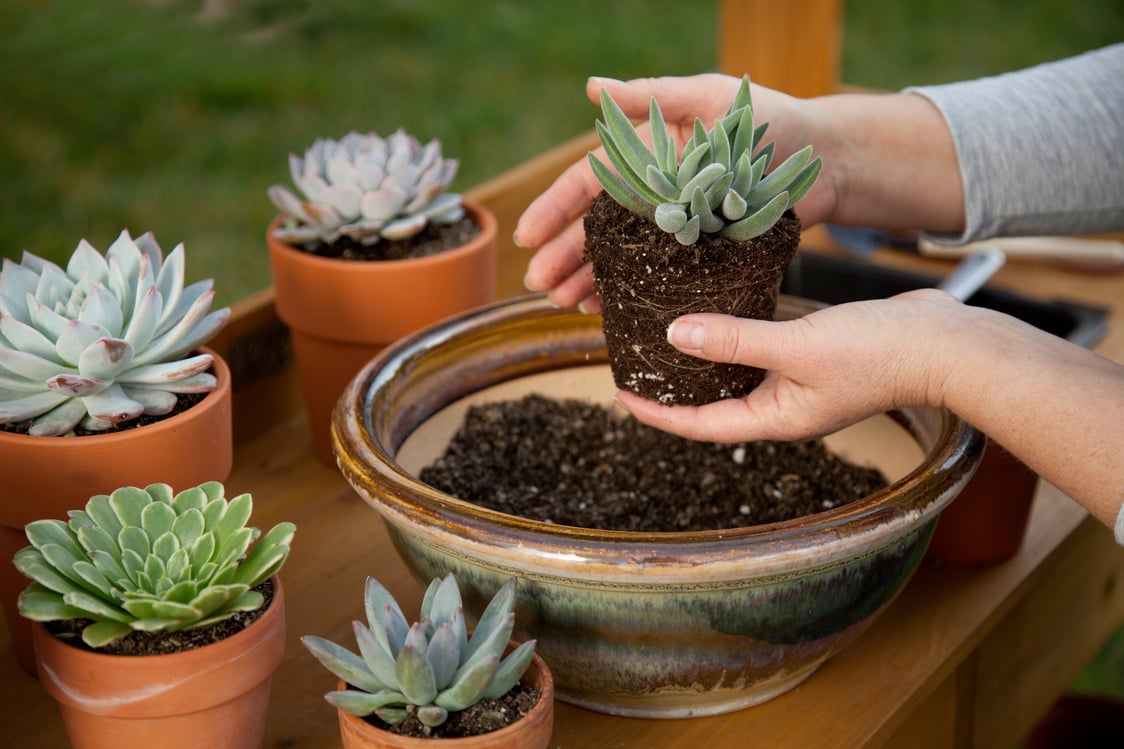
[14,481,296,648]
[302,574,536,729]
[589,74,822,245]
[0,230,230,437]
[268,129,465,247]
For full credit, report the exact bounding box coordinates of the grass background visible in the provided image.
[2,0,1122,702]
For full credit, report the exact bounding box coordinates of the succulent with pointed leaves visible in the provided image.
[14,482,296,648]
[0,230,230,436]
[302,574,536,729]
[268,129,465,248]
[589,74,822,245]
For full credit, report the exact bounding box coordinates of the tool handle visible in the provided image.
[918,236,1124,265]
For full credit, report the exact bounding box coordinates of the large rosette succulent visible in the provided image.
[0,230,230,436]
[268,129,465,247]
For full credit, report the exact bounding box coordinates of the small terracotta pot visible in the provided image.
[266,201,497,465]
[924,438,1038,567]
[335,647,554,749]
[0,349,233,675]
[32,576,286,749]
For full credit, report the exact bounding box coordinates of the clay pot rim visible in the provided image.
[32,575,284,666]
[334,647,554,747]
[266,199,497,272]
[334,294,986,572]
[0,346,230,449]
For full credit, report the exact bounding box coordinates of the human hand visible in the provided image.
[517,74,834,313]
[615,289,960,443]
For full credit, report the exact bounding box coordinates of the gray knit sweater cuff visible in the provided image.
[905,44,1124,244]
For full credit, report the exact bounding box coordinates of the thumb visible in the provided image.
[667,313,799,371]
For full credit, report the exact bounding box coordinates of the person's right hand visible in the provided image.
[515,74,833,313]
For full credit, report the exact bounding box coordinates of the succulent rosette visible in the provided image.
[0,230,230,436]
[268,129,465,247]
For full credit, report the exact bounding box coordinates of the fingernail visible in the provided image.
[512,229,525,248]
[523,273,540,292]
[589,76,624,86]
[577,300,593,315]
[668,320,706,350]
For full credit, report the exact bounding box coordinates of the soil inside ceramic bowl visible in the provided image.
[294,215,480,262]
[401,366,925,534]
[421,394,887,532]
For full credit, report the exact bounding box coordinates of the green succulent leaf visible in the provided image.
[303,635,388,694]
[483,639,537,699]
[424,574,462,628]
[594,122,665,207]
[364,577,409,656]
[720,191,790,242]
[396,645,437,706]
[425,622,461,690]
[374,707,409,726]
[353,620,398,689]
[655,203,689,233]
[587,155,656,221]
[417,705,450,728]
[675,215,701,245]
[598,88,659,180]
[649,98,673,173]
[435,653,498,712]
[325,689,408,718]
[82,620,133,648]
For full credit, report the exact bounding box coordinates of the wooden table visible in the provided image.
[3,174,1123,749]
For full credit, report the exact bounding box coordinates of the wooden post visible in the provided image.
[718,0,843,98]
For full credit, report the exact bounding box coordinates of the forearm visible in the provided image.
[801,91,966,233]
[934,309,1124,527]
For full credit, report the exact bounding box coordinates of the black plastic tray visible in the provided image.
[780,251,1110,348]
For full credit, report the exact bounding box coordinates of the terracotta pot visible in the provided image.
[924,437,1038,567]
[266,201,498,465]
[32,576,286,749]
[335,647,554,749]
[0,349,233,675]
[333,294,986,717]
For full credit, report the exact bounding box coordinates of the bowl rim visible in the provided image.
[333,293,985,570]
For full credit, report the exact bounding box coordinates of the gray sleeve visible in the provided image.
[905,44,1124,243]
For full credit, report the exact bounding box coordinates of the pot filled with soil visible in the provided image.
[266,129,496,464]
[582,75,819,404]
[333,293,985,718]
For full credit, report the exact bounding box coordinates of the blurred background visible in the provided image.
[3,0,1121,304]
[1,0,1122,702]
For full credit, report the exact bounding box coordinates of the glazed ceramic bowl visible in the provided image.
[333,294,984,718]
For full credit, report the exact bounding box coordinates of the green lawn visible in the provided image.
[3,0,1122,702]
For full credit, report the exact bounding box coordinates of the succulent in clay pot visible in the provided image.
[301,573,553,747]
[584,75,821,404]
[0,230,230,436]
[267,129,473,259]
[264,129,497,465]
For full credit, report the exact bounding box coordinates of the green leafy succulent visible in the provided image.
[302,574,536,729]
[0,230,230,436]
[589,74,822,245]
[268,129,465,247]
[14,482,296,648]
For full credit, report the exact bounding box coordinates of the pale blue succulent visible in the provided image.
[590,74,822,245]
[14,482,296,648]
[268,129,465,247]
[0,230,230,436]
[302,574,536,729]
